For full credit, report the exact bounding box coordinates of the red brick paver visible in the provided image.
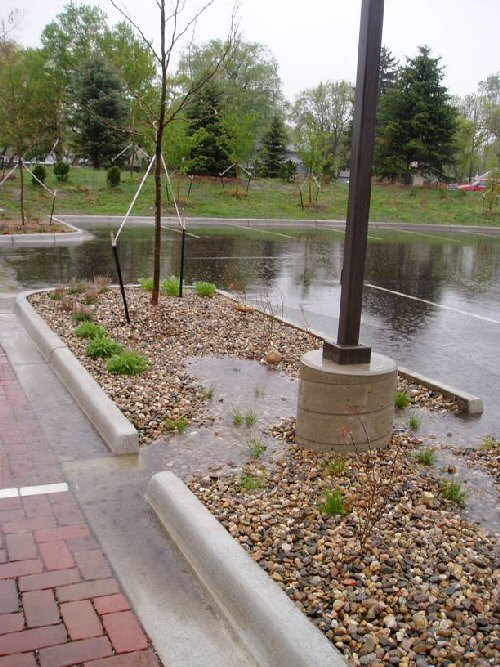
[0,345,162,666]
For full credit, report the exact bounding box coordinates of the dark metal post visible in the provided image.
[178,227,186,297]
[111,239,131,324]
[323,0,384,365]
[49,192,56,225]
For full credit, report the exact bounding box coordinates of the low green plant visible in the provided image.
[416,447,437,466]
[74,322,108,339]
[324,458,347,477]
[241,472,265,490]
[93,275,111,292]
[244,410,258,428]
[139,277,153,292]
[31,164,46,186]
[200,385,215,400]
[194,281,216,297]
[395,390,410,409]
[72,309,94,323]
[164,416,189,434]
[107,350,151,375]
[53,162,70,182]
[481,435,498,451]
[254,386,266,398]
[50,286,66,301]
[107,165,121,187]
[83,287,100,305]
[248,439,266,459]
[232,411,244,427]
[67,279,87,295]
[320,489,346,516]
[161,275,180,296]
[408,413,421,431]
[86,336,123,359]
[440,479,466,505]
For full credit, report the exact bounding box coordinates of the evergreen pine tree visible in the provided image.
[261,115,288,177]
[74,55,129,168]
[186,84,230,175]
[375,46,457,183]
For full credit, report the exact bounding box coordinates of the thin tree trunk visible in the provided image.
[151,0,167,306]
[19,158,25,225]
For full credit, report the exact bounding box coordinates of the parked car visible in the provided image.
[458,179,487,191]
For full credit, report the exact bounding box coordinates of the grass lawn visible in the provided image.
[0,166,498,226]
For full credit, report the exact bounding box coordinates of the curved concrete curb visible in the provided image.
[15,293,138,454]
[147,472,348,667]
[0,218,92,247]
[398,366,483,415]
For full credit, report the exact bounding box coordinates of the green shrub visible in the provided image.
[139,277,154,292]
[324,459,347,477]
[83,287,100,305]
[161,276,180,296]
[194,281,216,297]
[107,165,121,188]
[241,473,265,491]
[395,390,410,408]
[107,350,151,375]
[53,162,70,182]
[31,165,46,186]
[72,309,94,322]
[320,489,346,515]
[67,279,87,295]
[416,447,437,466]
[74,322,108,339]
[279,159,297,182]
[244,410,258,428]
[50,286,66,301]
[440,479,466,505]
[232,411,244,427]
[408,413,421,431]
[164,416,189,434]
[86,336,124,359]
[248,439,266,459]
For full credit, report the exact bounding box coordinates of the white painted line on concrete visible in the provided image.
[225,222,296,239]
[365,283,500,325]
[0,488,19,499]
[19,482,68,496]
[315,224,382,240]
[392,228,461,243]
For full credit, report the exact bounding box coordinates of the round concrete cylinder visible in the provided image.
[295,349,397,452]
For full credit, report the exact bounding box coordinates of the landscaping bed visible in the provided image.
[0,219,71,234]
[29,285,499,666]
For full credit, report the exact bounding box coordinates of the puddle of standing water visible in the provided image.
[142,356,298,480]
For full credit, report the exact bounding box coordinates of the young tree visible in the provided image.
[109,0,238,305]
[293,80,353,178]
[221,111,257,190]
[0,15,55,222]
[479,73,500,159]
[378,46,398,98]
[453,94,489,181]
[375,46,458,184]
[260,114,288,177]
[73,55,130,168]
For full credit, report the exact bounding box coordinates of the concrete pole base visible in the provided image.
[295,349,397,452]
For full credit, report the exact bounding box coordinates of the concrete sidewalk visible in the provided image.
[0,294,257,667]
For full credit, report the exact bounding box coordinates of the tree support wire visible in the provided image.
[161,155,187,298]
[111,238,130,324]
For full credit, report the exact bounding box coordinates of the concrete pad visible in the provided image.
[147,471,348,667]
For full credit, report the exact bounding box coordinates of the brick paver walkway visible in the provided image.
[0,346,162,667]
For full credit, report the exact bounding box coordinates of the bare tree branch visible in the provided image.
[108,0,161,64]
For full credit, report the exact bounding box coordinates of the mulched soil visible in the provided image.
[0,220,71,234]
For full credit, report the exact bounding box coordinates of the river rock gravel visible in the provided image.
[30,286,460,445]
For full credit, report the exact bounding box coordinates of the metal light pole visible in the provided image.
[323,0,384,365]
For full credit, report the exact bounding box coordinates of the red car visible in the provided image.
[458,178,487,191]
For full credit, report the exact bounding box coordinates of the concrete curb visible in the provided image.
[217,291,483,416]
[398,366,483,415]
[147,472,348,667]
[15,293,138,454]
[0,218,92,247]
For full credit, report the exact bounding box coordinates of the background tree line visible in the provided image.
[1,2,499,184]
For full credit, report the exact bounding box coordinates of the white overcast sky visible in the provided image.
[3,0,499,101]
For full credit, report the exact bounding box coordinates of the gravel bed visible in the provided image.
[30,286,499,666]
[30,287,460,445]
[190,428,500,667]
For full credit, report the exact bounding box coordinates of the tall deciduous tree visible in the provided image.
[479,73,500,159]
[453,94,488,181]
[293,80,353,178]
[73,55,130,168]
[375,46,457,184]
